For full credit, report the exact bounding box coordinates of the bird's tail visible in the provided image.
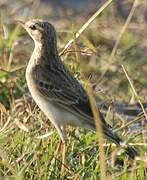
[125,146,138,159]
[103,127,138,159]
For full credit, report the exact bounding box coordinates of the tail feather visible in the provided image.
[125,146,138,159]
[92,110,139,159]
[103,126,138,159]
[104,127,121,145]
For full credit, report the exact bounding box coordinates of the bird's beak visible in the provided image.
[17,20,26,29]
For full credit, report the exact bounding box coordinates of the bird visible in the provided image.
[18,19,138,159]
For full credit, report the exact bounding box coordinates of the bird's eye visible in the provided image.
[29,25,36,30]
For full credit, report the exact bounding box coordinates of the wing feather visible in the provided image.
[32,62,109,128]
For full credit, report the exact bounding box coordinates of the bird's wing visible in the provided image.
[32,62,107,128]
[33,60,109,129]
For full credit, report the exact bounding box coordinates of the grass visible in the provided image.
[0,0,147,179]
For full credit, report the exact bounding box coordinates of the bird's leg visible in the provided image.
[50,139,62,167]
[50,125,66,167]
[60,125,67,175]
[55,124,67,143]
[51,124,67,174]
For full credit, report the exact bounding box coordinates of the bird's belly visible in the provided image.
[59,109,83,127]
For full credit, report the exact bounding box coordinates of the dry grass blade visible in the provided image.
[103,142,147,147]
[114,113,144,133]
[0,117,11,133]
[36,131,54,139]
[0,102,6,113]
[121,64,147,120]
[59,0,113,56]
[14,118,29,132]
[99,0,138,80]
[87,85,107,180]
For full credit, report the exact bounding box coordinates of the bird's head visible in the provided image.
[18,19,57,45]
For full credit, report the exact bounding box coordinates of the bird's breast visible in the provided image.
[25,65,62,125]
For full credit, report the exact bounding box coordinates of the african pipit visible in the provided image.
[19,19,138,159]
